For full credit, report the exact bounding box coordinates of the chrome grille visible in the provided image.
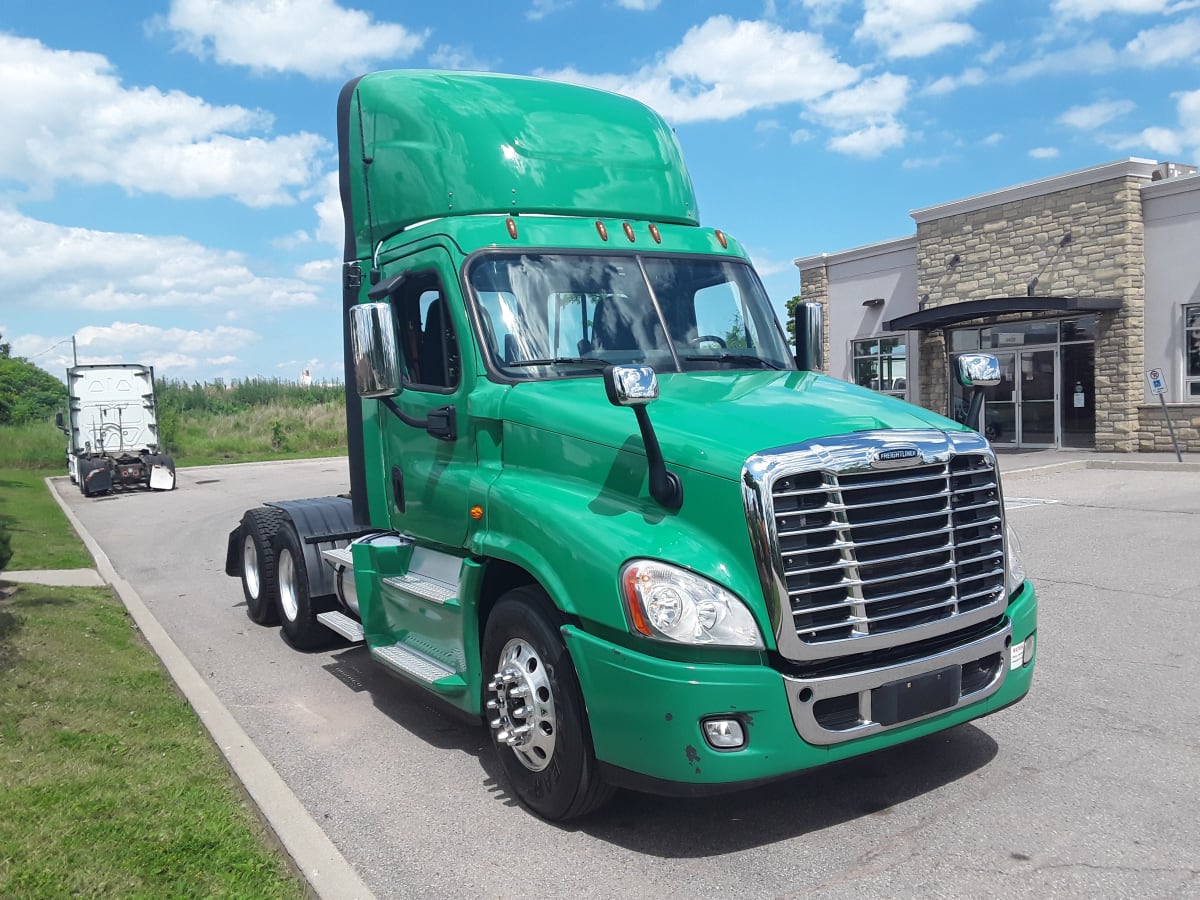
[743,431,1009,663]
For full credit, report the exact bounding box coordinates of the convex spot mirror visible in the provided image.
[603,364,659,407]
[956,353,1002,388]
[349,302,402,399]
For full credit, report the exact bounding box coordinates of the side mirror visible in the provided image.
[55,411,66,432]
[349,302,402,398]
[603,364,659,406]
[603,365,681,510]
[794,301,824,371]
[956,353,1001,433]
[956,353,1001,388]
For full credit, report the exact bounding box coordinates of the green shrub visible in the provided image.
[0,521,12,572]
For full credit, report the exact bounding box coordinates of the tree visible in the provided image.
[785,294,802,347]
[0,348,68,425]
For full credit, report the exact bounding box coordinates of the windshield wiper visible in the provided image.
[506,357,607,368]
[683,353,783,370]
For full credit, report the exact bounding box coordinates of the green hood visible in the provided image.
[499,370,962,480]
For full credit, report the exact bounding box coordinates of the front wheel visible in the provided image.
[272,525,332,651]
[482,586,614,820]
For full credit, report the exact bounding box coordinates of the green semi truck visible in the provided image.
[225,70,1037,821]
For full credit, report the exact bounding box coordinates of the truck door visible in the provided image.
[379,248,476,549]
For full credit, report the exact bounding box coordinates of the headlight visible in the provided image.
[1005,524,1027,596]
[620,560,764,649]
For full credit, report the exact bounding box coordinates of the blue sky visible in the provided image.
[1,0,1198,384]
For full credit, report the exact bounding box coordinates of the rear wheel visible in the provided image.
[272,525,332,650]
[240,507,284,625]
[482,585,614,821]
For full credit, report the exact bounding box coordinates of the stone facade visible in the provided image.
[915,174,1149,451]
[1138,403,1200,451]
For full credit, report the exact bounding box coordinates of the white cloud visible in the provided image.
[1124,16,1200,65]
[829,122,907,157]
[12,323,259,377]
[855,0,984,58]
[1052,0,1181,20]
[808,74,910,156]
[540,16,859,123]
[903,154,956,168]
[924,67,986,96]
[161,0,427,78]
[616,0,661,9]
[1110,87,1200,156]
[0,35,325,206]
[428,43,491,71]
[0,208,322,313]
[982,132,1005,144]
[800,0,852,27]
[1004,39,1120,81]
[527,0,570,21]
[1029,146,1061,158]
[1059,99,1136,129]
[810,73,910,124]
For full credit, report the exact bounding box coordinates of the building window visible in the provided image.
[852,335,907,398]
[1187,305,1200,399]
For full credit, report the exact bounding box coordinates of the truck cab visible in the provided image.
[226,70,1036,821]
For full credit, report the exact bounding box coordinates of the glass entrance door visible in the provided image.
[1060,343,1095,448]
[1018,349,1057,446]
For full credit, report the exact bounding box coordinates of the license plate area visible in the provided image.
[872,664,961,726]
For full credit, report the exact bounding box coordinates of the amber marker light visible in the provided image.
[714,229,728,248]
[469,505,484,521]
[649,223,662,243]
[622,567,654,637]
[595,220,609,241]
[506,217,518,239]
[622,221,636,242]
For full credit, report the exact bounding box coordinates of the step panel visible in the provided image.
[321,546,354,567]
[316,610,364,642]
[372,642,457,684]
[382,572,457,605]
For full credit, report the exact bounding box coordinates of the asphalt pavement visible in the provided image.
[5,449,1198,899]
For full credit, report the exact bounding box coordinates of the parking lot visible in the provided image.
[54,458,1200,899]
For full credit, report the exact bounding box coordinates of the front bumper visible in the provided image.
[563,580,1037,792]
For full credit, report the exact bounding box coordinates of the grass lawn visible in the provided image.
[0,468,93,570]
[0,582,305,898]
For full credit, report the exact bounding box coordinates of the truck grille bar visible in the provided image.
[743,431,1009,663]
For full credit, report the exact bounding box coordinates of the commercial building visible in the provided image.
[795,158,1200,452]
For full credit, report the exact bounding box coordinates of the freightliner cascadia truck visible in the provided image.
[225,70,1037,821]
[57,363,176,497]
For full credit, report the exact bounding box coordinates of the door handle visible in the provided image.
[391,465,405,513]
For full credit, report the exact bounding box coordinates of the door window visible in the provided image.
[390,271,460,391]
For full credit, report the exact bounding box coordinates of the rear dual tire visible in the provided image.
[272,525,333,651]
[240,507,284,625]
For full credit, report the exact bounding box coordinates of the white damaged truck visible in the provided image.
[57,363,176,497]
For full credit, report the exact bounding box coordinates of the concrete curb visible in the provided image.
[44,477,376,900]
[1,569,105,586]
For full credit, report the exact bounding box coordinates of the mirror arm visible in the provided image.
[964,389,985,432]
[632,406,682,510]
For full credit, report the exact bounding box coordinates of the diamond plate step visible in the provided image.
[371,643,466,693]
[317,610,364,642]
[382,572,458,605]
[321,546,354,567]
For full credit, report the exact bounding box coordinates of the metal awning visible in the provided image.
[886,296,1123,331]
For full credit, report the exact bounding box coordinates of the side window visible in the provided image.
[1186,304,1200,399]
[852,335,908,399]
[391,273,460,391]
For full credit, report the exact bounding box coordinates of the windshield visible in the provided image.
[467,252,794,378]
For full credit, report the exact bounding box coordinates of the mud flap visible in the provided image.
[149,465,176,491]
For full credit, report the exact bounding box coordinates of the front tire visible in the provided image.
[272,525,332,650]
[482,586,614,821]
[240,508,284,625]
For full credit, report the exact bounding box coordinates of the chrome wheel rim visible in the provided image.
[277,549,299,621]
[487,637,557,772]
[242,535,261,599]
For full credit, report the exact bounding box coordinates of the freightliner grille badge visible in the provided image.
[871,445,920,468]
